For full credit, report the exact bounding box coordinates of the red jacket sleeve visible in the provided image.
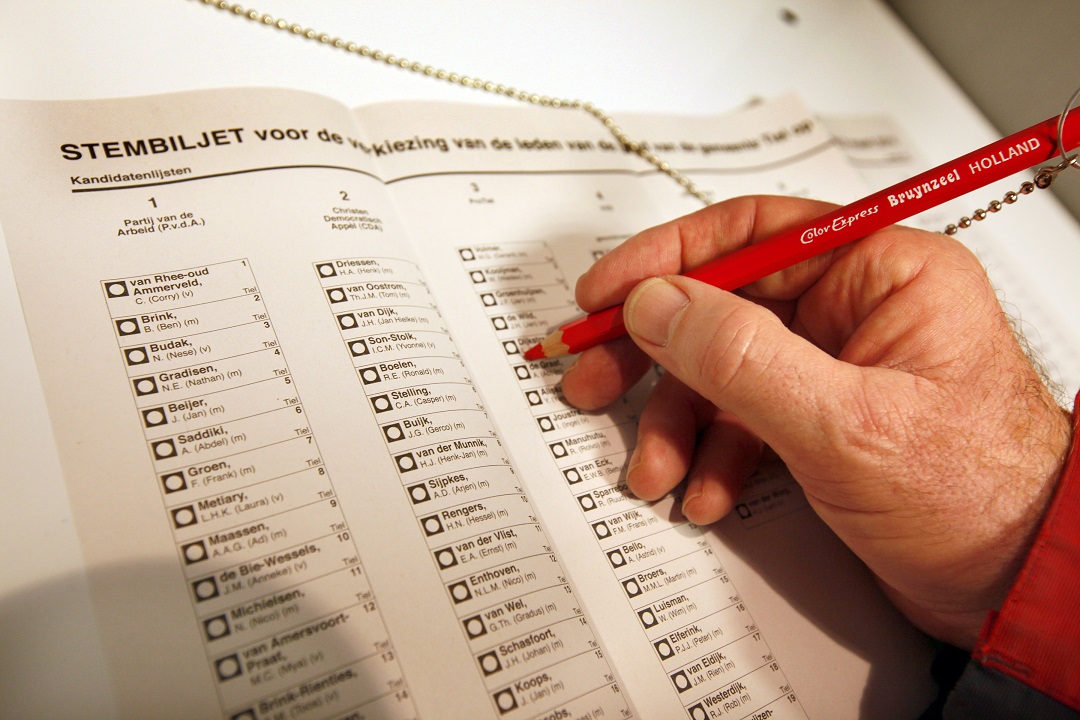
[946,390,1080,717]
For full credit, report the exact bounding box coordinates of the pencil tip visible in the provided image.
[525,331,570,361]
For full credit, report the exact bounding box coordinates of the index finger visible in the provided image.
[575,195,843,312]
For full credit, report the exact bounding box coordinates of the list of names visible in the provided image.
[103,259,416,720]
[457,241,809,720]
[315,256,632,719]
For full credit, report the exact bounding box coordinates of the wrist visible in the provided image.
[968,390,1080,709]
[933,396,1072,650]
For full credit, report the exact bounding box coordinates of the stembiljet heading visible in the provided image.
[60,128,246,160]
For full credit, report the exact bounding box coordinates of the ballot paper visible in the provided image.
[3,86,1039,720]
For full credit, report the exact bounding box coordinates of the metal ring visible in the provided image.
[1056,83,1080,169]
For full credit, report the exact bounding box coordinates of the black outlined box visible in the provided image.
[407,483,431,504]
[133,375,159,396]
[447,581,472,604]
[671,670,692,694]
[161,471,187,494]
[477,650,502,676]
[192,576,219,603]
[420,514,444,536]
[337,312,358,330]
[493,688,517,715]
[171,505,197,529]
[687,704,708,720]
[124,347,150,366]
[104,280,129,298]
[181,540,208,565]
[215,654,243,682]
[315,262,337,278]
[203,614,231,641]
[151,439,177,461]
[434,547,458,570]
[142,407,168,428]
[358,365,382,384]
[463,614,487,639]
[326,287,347,304]
[115,317,141,336]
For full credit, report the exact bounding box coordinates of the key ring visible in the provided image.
[1037,84,1080,189]
[945,83,1080,234]
[1057,84,1080,169]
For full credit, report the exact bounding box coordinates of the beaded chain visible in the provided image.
[944,155,1079,235]
[197,0,713,206]
[197,1,1078,235]
[946,85,1079,235]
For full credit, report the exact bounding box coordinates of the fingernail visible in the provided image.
[681,475,703,522]
[625,277,690,346]
[626,446,642,478]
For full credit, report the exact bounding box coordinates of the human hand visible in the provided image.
[560,196,1071,648]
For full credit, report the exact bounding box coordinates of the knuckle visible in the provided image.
[692,302,778,399]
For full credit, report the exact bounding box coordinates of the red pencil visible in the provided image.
[524,108,1080,361]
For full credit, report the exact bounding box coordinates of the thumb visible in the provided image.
[623,275,857,455]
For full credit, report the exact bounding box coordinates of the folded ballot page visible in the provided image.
[0,87,936,720]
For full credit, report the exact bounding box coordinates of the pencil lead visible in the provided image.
[523,344,545,361]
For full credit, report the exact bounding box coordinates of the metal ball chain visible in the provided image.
[198,0,713,206]
[944,155,1079,235]
[943,181,1035,235]
[946,83,1079,236]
